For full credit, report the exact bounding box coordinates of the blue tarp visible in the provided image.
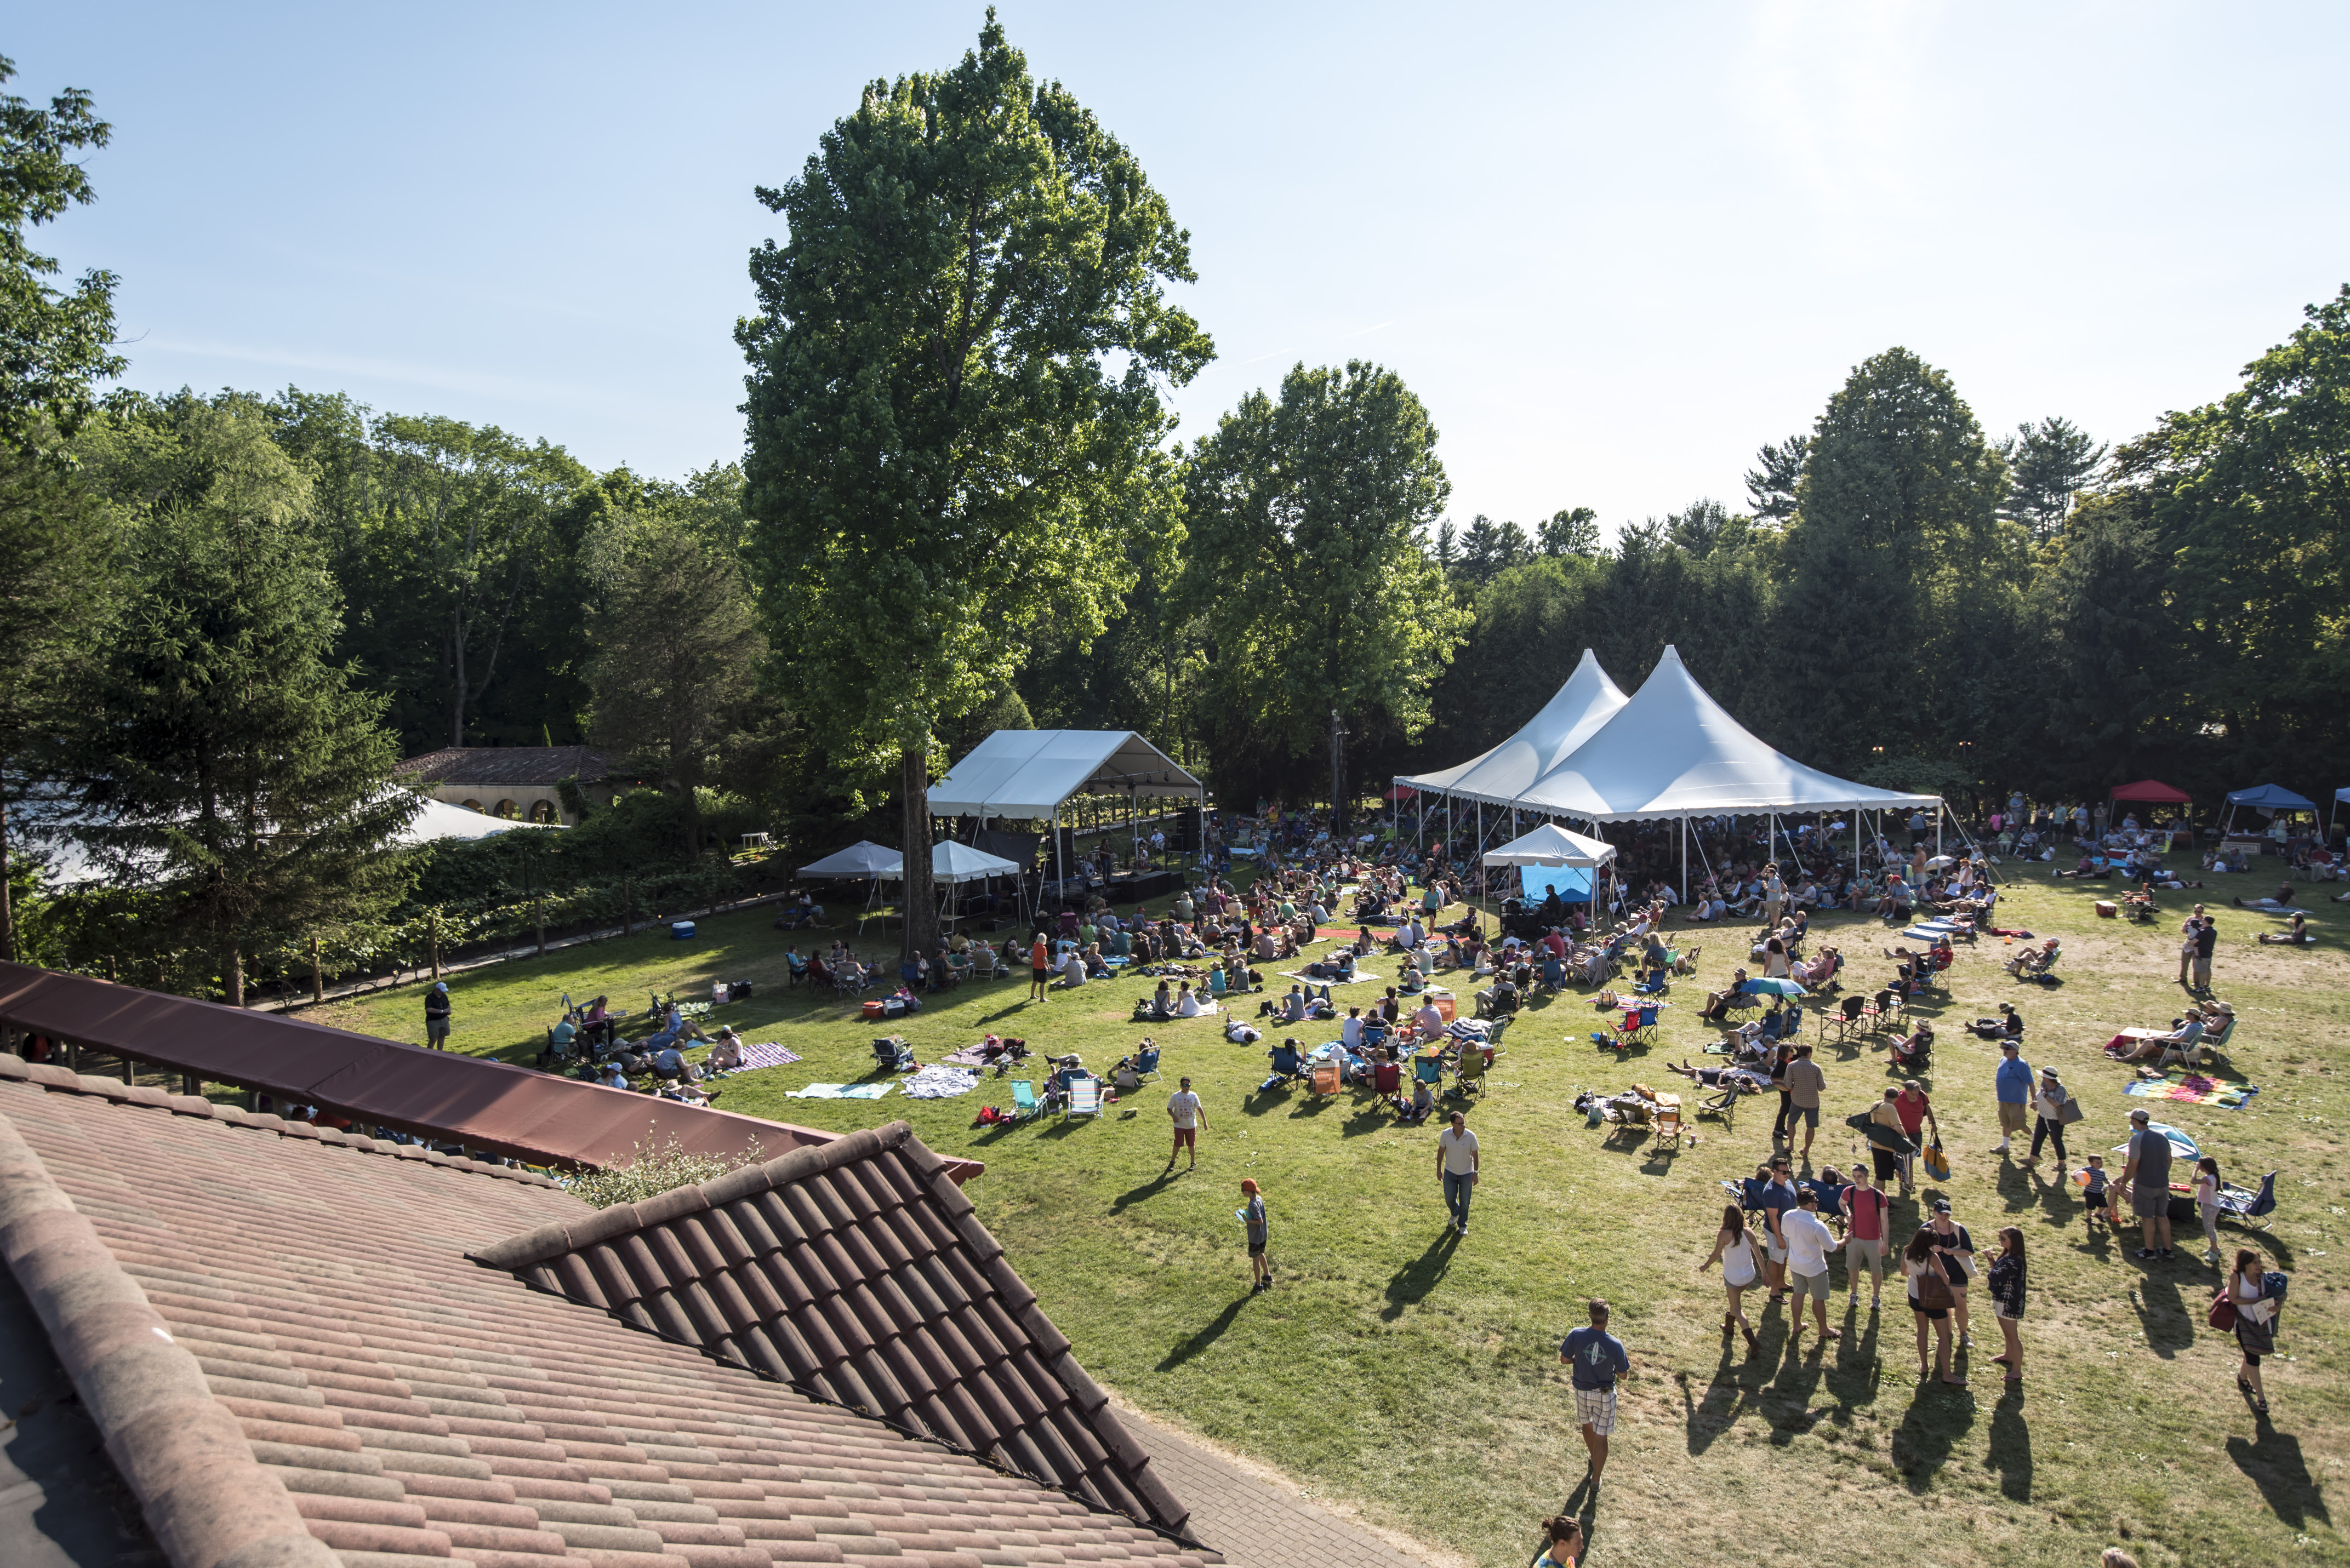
[2228,783,2315,811]
[1519,865,1595,902]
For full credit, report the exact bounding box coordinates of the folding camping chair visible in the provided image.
[1062,1075,1102,1121]
[1414,1051,1446,1092]
[1652,1093,1685,1151]
[1453,1048,1492,1096]
[2214,1171,2278,1232]
[1872,989,1905,1034]
[1822,993,1869,1047]
[1135,1045,1163,1081]
[1696,1079,1745,1132]
[1011,1080,1040,1121]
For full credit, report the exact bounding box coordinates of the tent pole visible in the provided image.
[1680,815,1687,904]
[1936,804,1943,859]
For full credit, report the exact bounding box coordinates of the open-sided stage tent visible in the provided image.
[929,729,1203,889]
[1481,822,1617,867]
[1401,645,1949,899]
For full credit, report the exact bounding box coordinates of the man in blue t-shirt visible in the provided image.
[1559,1298,1632,1490]
[1993,1039,2034,1156]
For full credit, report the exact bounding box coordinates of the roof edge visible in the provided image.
[470,1119,914,1269]
[0,1055,564,1189]
[0,1108,341,1568]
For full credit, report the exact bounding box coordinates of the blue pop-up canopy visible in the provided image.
[2227,784,2314,811]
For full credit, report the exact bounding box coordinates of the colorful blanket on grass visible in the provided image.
[785,1081,894,1100]
[736,1042,803,1071]
[2126,1072,2258,1108]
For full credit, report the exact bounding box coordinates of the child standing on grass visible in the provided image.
[1240,1179,1270,1292]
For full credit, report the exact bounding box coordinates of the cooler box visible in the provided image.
[2094,901,2117,919]
[671,921,697,940]
[862,999,887,1020]
[1429,988,1457,1021]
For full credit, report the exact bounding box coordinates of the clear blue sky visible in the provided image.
[13,2,2348,534]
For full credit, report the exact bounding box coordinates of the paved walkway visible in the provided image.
[1119,1407,1438,1568]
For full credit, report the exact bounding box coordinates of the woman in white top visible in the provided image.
[2228,1248,2276,1414]
[2193,1157,2223,1265]
[1176,982,1203,1017]
[1698,1204,1764,1350]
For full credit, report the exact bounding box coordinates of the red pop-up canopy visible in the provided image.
[2110,779,2192,804]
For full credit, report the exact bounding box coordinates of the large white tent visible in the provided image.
[929,729,1205,889]
[1399,645,1946,900]
[928,730,1200,820]
[1397,649,1628,807]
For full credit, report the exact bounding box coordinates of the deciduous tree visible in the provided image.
[0,56,121,461]
[739,14,1210,958]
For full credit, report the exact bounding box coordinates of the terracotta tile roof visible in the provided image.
[473,1124,1189,1538]
[396,746,620,788]
[0,1065,1213,1568]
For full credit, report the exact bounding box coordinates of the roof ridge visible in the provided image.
[0,1054,562,1189]
[0,1106,341,1568]
[468,1119,910,1269]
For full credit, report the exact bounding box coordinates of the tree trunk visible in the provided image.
[0,765,13,965]
[900,746,939,964]
[309,937,323,1003]
[225,943,245,1009]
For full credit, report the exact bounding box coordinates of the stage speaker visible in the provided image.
[1055,827,1077,871]
[1176,806,1201,852]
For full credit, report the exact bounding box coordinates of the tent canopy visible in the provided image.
[396,796,558,846]
[928,730,1200,820]
[1502,646,1940,821]
[2228,784,2315,811]
[887,841,1020,884]
[1481,822,1617,867]
[798,840,900,878]
[2109,780,2192,804]
[1396,649,1629,807]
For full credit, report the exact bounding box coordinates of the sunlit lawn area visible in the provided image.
[319,856,2349,1568]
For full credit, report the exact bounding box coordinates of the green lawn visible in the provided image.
[318,857,2349,1568]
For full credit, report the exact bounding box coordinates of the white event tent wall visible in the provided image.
[928,729,1204,889]
[1401,645,1945,900]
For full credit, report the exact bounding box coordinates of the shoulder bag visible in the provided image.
[1916,1267,1955,1313]
[2208,1290,2238,1332]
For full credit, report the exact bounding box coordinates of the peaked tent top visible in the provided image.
[1396,650,1629,807]
[2109,779,2193,804]
[1480,822,1618,867]
[2227,783,2315,810]
[884,840,1023,884]
[798,839,902,878]
[1515,646,1942,821]
[928,730,1201,819]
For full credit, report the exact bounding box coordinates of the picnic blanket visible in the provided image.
[903,1065,982,1100]
[1279,969,1378,986]
[736,1042,803,1071]
[2126,1071,2259,1108]
[940,1045,1000,1067]
[786,1081,895,1100]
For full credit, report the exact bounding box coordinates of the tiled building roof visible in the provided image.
[396,746,620,788]
[0,1061,1212,1568]
[475,1124,1188,1536]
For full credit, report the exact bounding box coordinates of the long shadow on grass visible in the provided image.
[1985,1384,2032,1501]
[2127,1271,2193,1358]
[1111,1171,1178,1213]
[1379,1231,1460,1321]
[1679,1349,1763,1456]
[2227,1416,2331,1529]
[1158,1296,1249,1372]
[1888,1381,1977,1493]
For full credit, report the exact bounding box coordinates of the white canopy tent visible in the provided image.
[396,797,558,847]
[1398,649,1628,808]
[1479,822,1617,867]
[1401,645,1947,901]
[797,841,902,879]
[929,729,1205,891]
[885,841,1022,884]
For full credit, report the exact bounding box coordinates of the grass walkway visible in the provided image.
[318,860,2349,1568]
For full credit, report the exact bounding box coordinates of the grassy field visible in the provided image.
[318,855,2349,1568]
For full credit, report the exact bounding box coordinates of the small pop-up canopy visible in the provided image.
[798,841,901,878]
[2109,780,2193,804]
[2227,784,2315,811]
[1480,822,1617,867]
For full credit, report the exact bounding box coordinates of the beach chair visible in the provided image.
[1872,989,1904,1034]
[1063,1075,1102,1121]
[1696,1079,1744,1131]
[2214,1171,2277,1232]
[1414,1052,1445,1091]
[1627,1005,1659,1048]
[1822,993,1868,1046]
[1136,1045,1162,1081]
[1652,1094,1685,1151]
[1673,943,1702,976]
[1011,1080,1040,1121]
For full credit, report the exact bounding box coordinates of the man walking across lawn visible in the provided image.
[1165,1077,1205,1173]
[1993,1039,2033,1157]
[1782,1191,1842,1343]
[1778,1045,1826,1159]
[1560,1298,1631,1492]
[1438,1111,1479,1234]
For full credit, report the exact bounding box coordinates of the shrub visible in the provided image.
[564,1131,768,1209]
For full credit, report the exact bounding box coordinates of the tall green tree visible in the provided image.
[2117,285,2350,775]
[738,14,1210,957]
[2028,491,2175,790]
[1742,434,1809,525]
[71,399,413,1005]
[1999,415,2106,541]
[1537,506,1601,559]
[1769,348,2012,768]
[0,442,115,960]
[1451,514,1532,585]
[585,523,766,854]
[0,56,121,462]
[1180,360,1467,805]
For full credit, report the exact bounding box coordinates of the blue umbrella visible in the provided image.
[1744,977,1808,998]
